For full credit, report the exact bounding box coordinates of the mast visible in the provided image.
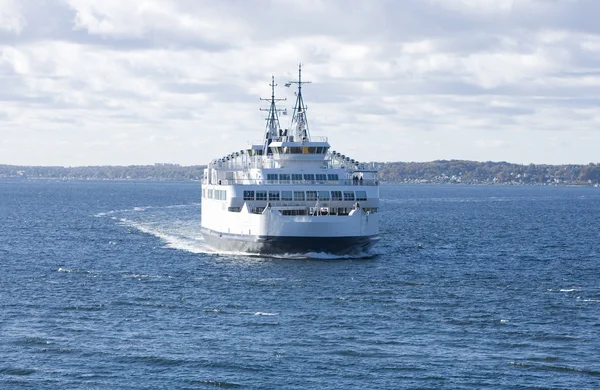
[260,76,286,153]
[285,63,311,141]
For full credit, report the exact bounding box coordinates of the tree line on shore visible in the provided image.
[379,160,600,185]
[0,163,205,181]
[1,160,600,185]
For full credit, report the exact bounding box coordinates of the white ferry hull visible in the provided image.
[201,202,379,255]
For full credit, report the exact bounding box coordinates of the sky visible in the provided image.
[1,0,600,166]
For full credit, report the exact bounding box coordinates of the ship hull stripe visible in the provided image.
[201,227,379,255]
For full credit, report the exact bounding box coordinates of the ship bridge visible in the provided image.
[263,137,330,166]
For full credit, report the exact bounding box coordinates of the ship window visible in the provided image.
[228,207,241,212]
[208,189,213,199]
[256,191,267,201]
[316,147,323,154]
[281,209,307,216]
[343,191,355,201]
[331,191,343,201]
[243,190,254,200]
[293,191,305,201]
[291,147,302,154]
[318,191,330,201]
[279,173,290,182]
[269,191,280,201]
[307,147,317,154]
[306,191,318,201]
[338,208,351,216]
[202,188,206,198]
[267,174,278,183]
[281,191,293,201]
[316,174,327,182]
[292,174,302,183]
[356,191,367,201]
[303,174,315,181]
[327,174,339,181]
[214,190,227,200]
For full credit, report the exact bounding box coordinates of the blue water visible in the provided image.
[1,181,600,389]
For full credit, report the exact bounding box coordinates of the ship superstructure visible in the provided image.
[200,65,379,254]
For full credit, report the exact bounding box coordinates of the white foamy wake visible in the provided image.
[94,203,196,218]
[263,250,380,260]
[117,217,215,254]
[95,204,215,254]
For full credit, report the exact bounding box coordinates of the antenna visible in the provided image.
[287,63,312,141]
[259,75,287,153]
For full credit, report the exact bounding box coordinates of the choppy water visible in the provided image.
[1,180,600,389]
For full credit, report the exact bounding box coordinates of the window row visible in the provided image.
[270,146,329,155]
[243,190,367,202]
[265,173,339,182]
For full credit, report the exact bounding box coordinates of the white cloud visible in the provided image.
[431,0,518,14]
[461,50,558,88]
[66,0,249,44]
[1,0,600,165]
[0,0,26,34]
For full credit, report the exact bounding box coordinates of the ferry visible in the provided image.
[200,65,379,255]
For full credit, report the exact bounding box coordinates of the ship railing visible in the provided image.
[213,178,378,186]
[247,200,361,209]
[263,201,359,207]
[247,202,308,215]
[214,155,376,171]
[263,202,307,209]
[246,200,373,216]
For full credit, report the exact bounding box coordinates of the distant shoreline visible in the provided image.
[1,160,599,186]
[0,163,205,182]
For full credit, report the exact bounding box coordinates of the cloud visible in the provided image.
[0,0,26,34]
[1,0,600,165]
[65,0,248,47]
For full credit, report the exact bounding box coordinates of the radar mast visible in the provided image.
[260,76,286,153]
[285,63,311,141]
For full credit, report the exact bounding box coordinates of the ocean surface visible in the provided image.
[1,180,600,389]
